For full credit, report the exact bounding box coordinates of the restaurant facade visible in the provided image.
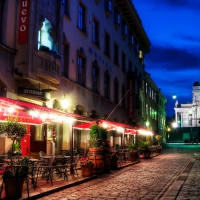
[0,0,166,157]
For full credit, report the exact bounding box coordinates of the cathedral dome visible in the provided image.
[193,80,200,86]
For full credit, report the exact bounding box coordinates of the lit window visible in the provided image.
[77,56,84,85]
[104,70,110,99]
[129,33,134,45]
[104,32,110,57]
[92,65,99,93]
[92,19,99,46]
[146,104,148,116]
[146,83,148,93]
[114,10,120,25]
[114,78,119,103]
[114,43,119,66]
[121,51,126,72]
[77,47,86,85]
[38,18,53,50]
[105,0,112,12]
[78,4,86,32]
[63,0,69,17]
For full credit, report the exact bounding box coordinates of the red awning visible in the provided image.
[73,123,92,130]
[0,97,90,124]
[0,97,66,114]
[73,120,137,133]
[99,119,136,130]
[125,129,137,135]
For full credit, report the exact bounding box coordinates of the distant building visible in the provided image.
[174,81,200,142]
[144,72,167,143]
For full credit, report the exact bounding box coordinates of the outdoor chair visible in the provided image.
[67,154,80,178]
[59,150,70,156]
[77,148,84,157]
[36,156,55,185]
[115,151,123,167]
[124,149,131,162]
[27,160,43,189]
[52,155,68,176]
[51,155,68,181]
[39,151,46,158]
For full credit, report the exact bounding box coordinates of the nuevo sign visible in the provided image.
[18,0,30,44]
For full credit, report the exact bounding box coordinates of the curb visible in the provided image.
[21,175,98,200]
[159,157,195,200]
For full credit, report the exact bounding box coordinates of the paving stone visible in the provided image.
[26,147,200,200]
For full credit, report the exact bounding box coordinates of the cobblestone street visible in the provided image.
[37,145,200,200]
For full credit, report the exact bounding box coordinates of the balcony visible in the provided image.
[33,49,61,85]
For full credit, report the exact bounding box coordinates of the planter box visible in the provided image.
[81,165,93,177]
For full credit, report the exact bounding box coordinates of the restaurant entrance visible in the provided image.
[30,125,46,158]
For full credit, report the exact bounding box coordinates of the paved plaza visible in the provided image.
[32,144,200,200]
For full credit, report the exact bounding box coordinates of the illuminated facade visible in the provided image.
[144,73,167,142]
[0,0,168,154]
[174,81,200,129]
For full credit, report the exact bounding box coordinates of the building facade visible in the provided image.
[0,0,166,155]
[144,73,167,143]
[174,81,200,144]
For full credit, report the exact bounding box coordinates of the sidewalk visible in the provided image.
[29,146,199,200]
[161,151,200,200]
[0,156,142,200]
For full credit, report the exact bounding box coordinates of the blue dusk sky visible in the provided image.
[133,0,200,117]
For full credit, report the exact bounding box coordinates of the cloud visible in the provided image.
[133,0,200,116]
[145,45,200,71]
[150,0,200,10]
[179,35,200,44]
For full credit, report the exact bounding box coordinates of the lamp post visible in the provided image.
[172,122,177,141]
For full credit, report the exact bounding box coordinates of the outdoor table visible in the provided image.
[3,158,23,165]
[40,155,55,166]
[29,158,40,163]
[64,155,75,163]
[59,150,70,156]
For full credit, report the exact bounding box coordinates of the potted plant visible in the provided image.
[1,156,30,199]
[0,117,28,158]
[155,135,162,153]
[0,118,28,198]
[88,122,110,174]
[79,157,94,177]
[138,141,152,158]
[127,143,138,162]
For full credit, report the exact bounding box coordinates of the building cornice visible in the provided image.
[114,0,151,53]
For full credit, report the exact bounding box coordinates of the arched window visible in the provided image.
[38,18,53,50]
[104,70,110,99]
[114,77,119,104]
[77,47,86,86]
[92,59,99,93]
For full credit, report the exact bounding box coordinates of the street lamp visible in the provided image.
[146,121,150,127]
[172,122,177,128]
[172,94,177,99]
[61,95,69,110]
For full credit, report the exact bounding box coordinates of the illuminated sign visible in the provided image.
[18,0,30,44]
[18,87,44,97]
[128,79,133,118]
